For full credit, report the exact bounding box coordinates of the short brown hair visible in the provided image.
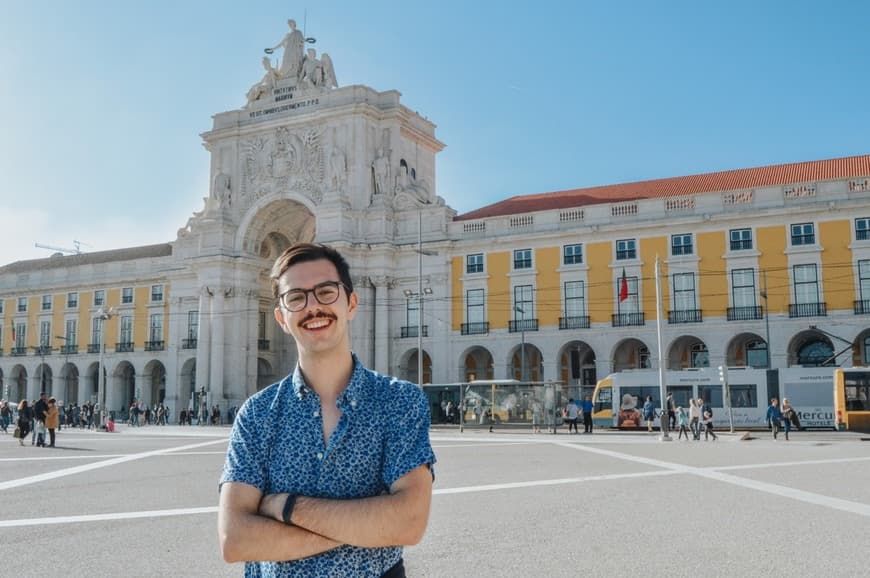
[270,243,354,300]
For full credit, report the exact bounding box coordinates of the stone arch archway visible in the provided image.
[238,196,317,257]
[400,349,432,384]
[726,332,768,368]
[459,346,494,382]
[667,335,709,369]
[509,343,543,382]
[257,358,274,391]
[612,339,650,372]
[558,341,597,386]
[143,360,167,405]
[788,330,835,367]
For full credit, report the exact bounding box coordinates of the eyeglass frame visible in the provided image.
[276,280,350,312]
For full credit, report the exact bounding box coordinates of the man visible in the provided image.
[766,397,783,440]
[33,392,48,446]
[219,243,435,577]
[581,395,594,433]
[666,392,676,430]
[564,398,579,434]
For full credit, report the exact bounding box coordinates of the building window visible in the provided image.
[41,295,52,311]
[638,346,651,369]
[466,289,484,324]
[466,254,483,274]
[791,223,815,246]
[151,284,164,302]
[40,320,51,347]
[793,264,820,304]
[149,314,163,342]
[14,323,26,348]
[120,316,133,344]
[121,287,133,304]
[67,292,78,309]
[856,218,870,241]
[563,244,583,265]
[673,273,696,311]
[406,297,420,331]
[0,299,3,314]
[731,269,757,308]
[564,281,586,317]
[65,319,77,347]
[514,285,534,318]
[258,312,266,341]
[17,297,27,313]
[617,275,639,312]
[92,317,103,347]
[513,249,532,270]
[94,290,105,307]
[616,239,637,260]
[730,228,753,251]
[188,311,199,340]
[746,340,769,368]
[671,234,693,256]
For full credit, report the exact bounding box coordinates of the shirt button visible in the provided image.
[350,400,357,408]
[316,452,323,460]
[313,411,319,417]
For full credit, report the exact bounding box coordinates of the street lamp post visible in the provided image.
[96,307,115,428]
[55,335,70,404]
[412,210,437,386]
[761,269,772,368]
[514,306,526,381]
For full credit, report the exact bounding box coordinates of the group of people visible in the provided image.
[561,396,595,434]
[766,397,800,440]
[674,397,718,441]
[127,400,173,426]
[8,392,60,447]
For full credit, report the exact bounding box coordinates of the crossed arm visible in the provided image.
[218,464,432,563]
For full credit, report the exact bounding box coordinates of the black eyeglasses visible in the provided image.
[278,281,348,312]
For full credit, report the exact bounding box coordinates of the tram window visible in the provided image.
[845,385,870,411]
[728,384,757,408]
[667,386,694,409]
[623,386,660,408]
[698,386,723,407]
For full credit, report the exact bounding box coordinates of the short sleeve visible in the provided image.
[382,384,436,488]
[219,399,268,491]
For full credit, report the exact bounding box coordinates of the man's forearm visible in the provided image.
[219,508,341,563]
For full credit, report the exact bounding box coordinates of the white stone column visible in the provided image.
[210,287,228,403]
[195,286,212,401]
[372,277,392,374]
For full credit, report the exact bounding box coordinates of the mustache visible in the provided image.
[298,311,337,326]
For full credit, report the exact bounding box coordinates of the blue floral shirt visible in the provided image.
[220,355,436,577]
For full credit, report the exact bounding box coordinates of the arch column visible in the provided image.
[210,288,229,403]
[372,277,393,374]
[195,286,212,403]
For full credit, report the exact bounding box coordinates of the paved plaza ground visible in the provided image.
[1,423,868,577]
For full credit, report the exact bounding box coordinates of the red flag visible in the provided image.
[619,269,629,302]
[11,324,16,343]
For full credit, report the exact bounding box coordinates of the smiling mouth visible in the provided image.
[300,314,336,330]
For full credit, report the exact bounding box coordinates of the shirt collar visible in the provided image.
[290,353,369,409]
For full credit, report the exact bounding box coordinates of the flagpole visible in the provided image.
[655,255,671,441]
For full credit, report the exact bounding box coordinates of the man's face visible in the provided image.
[273,258,358,357]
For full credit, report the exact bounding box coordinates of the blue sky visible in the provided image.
[1,0,867,265]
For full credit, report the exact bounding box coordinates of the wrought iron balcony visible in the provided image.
[33,345,53,355]
[854,300,870,315]
[789,302,826,318]
[88,344,101,354]
[401,326,429,338]
[668,309,703,324]
[116,342,134,353]
[509,319,538,333]
[559,316,590,330]
[258,339,270,351]
[144,340,165,351]
[11,347,27,356]
[60,344,77,354]
[461,322,489,336]
[727,306,763,321]
[182,338,198,349]
[612,312,645,327]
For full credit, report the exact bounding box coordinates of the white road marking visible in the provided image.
[433,469,678,495]
[0,507,218,528]
[432,442,533,448]
[554,441,870,518]
[0,438,227,492]
[0,450,228,462]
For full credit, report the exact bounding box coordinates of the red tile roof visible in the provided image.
[454,154,870,221]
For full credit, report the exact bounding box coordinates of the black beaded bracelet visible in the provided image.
[282,494,297,526]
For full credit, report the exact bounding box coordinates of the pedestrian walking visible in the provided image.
[666,392,676,430]
[564,398,579,433]
[700,397,717,440]
[781,398,799,441]
[16,400,32,446]
[643,395,656,432]
[766,398,783,440]
[688,398,701,440]
[45,397,59,447]
[676,407,690,440]
[582,395,594,433]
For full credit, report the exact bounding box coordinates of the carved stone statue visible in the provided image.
[321,53,337,88]
[265,19,305,80]
[300,48,324,89]
[245,57,279,106]
[372,148,391,195]
[212,173,231,207]
[327,145,347,190]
